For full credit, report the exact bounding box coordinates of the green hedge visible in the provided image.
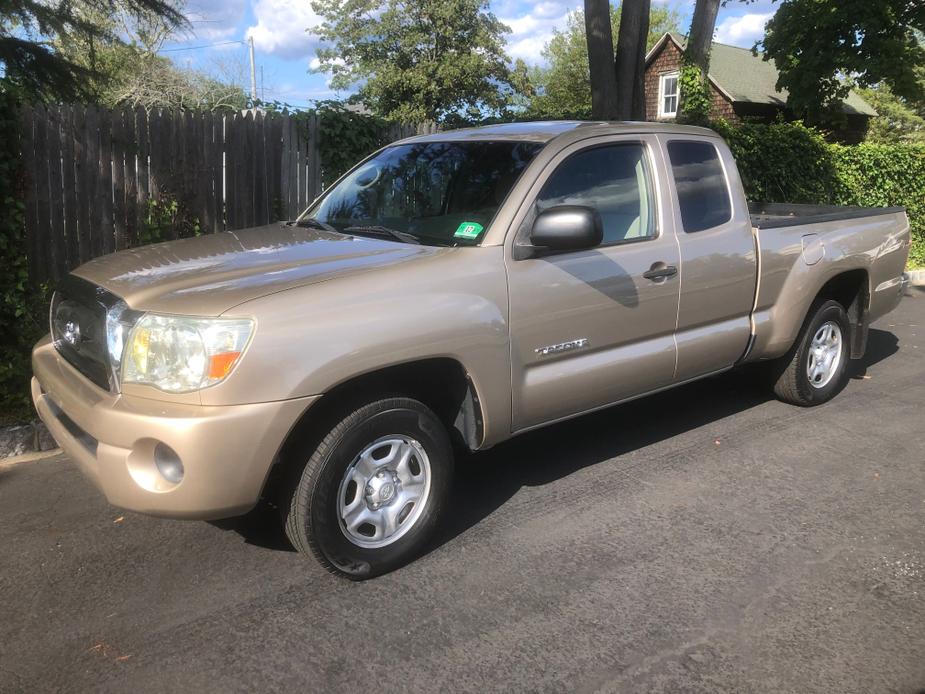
[715,119,925,268]
[0,91,48,425]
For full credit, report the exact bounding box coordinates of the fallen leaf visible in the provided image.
[116,655,132,662]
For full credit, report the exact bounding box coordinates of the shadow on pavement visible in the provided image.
[848,328,899,379]
[220,328,901,558]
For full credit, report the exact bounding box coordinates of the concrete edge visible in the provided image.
[0,448,63,469]
[907,269,925,286]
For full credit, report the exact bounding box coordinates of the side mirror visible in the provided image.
[530,205,603,253]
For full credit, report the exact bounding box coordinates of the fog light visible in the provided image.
[154,443,184,484]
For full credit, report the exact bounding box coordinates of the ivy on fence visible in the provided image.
[0,91,48,423]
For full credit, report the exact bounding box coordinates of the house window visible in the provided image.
[659,72,679,118]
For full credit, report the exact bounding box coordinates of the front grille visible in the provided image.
[50,275,122,392]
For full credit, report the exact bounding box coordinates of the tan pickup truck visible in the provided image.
[32,121,911,578]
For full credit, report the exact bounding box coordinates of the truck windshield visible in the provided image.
[301,141,544,246]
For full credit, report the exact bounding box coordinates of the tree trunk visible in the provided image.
[685,0,721,73]
[584,0,618,120]
[614,0,651,121]
[678,0,721,120]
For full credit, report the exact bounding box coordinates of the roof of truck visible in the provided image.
[397,120,719,145]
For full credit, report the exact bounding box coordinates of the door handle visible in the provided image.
[642,263,678,281]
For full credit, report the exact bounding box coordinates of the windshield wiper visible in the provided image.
[344,225,421,245]
[291,217,340,233]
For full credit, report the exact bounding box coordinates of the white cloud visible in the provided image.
[185,0,247,40]
[499,1,578,64]
[245,0,324,60]
[714,12,773,47]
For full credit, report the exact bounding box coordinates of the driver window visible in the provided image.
[536,143,655,245]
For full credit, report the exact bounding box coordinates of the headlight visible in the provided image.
[121,314,254,393]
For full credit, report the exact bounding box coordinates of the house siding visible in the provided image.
[644,39,738,123]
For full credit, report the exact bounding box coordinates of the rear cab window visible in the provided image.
[666,140,732,233]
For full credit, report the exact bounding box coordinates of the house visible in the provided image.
[644,32,876,142]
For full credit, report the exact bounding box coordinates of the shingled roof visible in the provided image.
[646,32,876,117]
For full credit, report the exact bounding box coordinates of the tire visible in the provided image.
[770,299,851,406]
[283,397,453,579]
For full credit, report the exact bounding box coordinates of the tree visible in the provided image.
[310,0,531,123]
[677,0,721,124]
[0,0,186,100]
[760,0,925,119]
[528,4,679,119]
[49,7,248,111]
[858,85,925,143]
[585,0,618,119]
[614,0,650,120]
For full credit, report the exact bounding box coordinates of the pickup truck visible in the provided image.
[32,121,911,578]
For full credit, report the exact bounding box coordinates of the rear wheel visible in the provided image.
[770,299,850,406]
[283,397,453,579]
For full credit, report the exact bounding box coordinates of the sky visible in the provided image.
[166,0,778,108]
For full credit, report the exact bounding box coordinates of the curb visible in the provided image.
[0,419,58,459]
[0,448,62,469]
[908,270,925,287]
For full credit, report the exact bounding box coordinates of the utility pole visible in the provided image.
[248,36,257,102]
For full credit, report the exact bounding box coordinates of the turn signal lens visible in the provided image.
[208,351,242,380]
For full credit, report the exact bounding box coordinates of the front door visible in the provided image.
[506,136,681,431]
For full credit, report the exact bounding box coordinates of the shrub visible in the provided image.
[0,90,48,424]
[716,119,925,267]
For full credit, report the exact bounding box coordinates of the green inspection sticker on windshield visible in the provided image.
[454,221,484,240]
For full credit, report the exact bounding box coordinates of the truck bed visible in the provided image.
[749,202,905,229]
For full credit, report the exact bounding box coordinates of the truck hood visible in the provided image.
[72,224,442,315]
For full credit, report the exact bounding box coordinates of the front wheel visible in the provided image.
[770,299,851,406]
[283,397,453,579]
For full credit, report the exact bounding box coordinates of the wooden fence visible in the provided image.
[18,105,434,283]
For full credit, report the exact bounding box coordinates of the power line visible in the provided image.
[158,40,245,53]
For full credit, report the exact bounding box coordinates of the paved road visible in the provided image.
[2,290,925,694]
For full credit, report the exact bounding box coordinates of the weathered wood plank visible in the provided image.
[280,115,291,220]
[254,111,266,224]
[97,108,114,255]
[148,108,162,202]
[60,105,79,269]
[308,113,322,203]
[295,117,305,211]
[32,105,51,284]
[111,109,127,251]
[198,112,211,234]
[266,114,277,221]
[46,106,66,279]
[224,113,235,229]
[134,107,149,243]
[124,108,138,247]
[211,113,224,232]
[72,105,91,266]
[239,111,254,228]
[18,104,41,284]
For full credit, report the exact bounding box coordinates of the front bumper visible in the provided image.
[32,336,317,520]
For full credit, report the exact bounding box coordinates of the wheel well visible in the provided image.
[814,269,869,359]
[262,358,484,508]
[280,357,483,459]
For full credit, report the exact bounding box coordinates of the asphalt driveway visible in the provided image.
[2,290,924,693]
